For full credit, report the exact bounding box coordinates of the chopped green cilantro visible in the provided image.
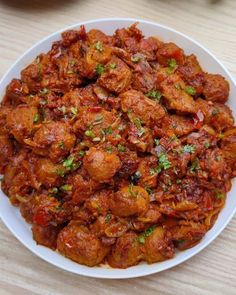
[105,213,112,223]
[101,126,113,135]
[78,151,85,157]
[96,64,105,75]
[190,158,200,172]
[146,90,162,102]
[71,107,77,116]
[58,141,65,149]
[138,226,156,244]
[85,130,95,138]
[33,113,40,123]
[168,58,177,69]
[154,138,159,146]
[185,86,196,96]
[150,166,161,175]
[182,144,196,154]
[94,41,103,52]
[204,142,210,148]
[128,183,138,198]
[215,192,225,199]
[60,184,72,192]
[109,63,117,69]
[133,118,142,129]
[117,144,126,152]
[158,153,171,170]
[131,56,141,63]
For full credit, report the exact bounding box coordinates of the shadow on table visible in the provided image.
[0,0,79,11]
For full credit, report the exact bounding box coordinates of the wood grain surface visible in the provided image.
[0,0,236,294]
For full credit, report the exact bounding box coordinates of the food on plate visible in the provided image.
[0,23,235,268]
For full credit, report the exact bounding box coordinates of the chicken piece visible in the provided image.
[21,62,42,91]
[107,232,142,268]
[118,150,139,178]
[85,43,113,77]
[156,42,184,66]
[132,60,156,93]
[199,148,231,182]
[170,222,206,250]
[128,123,153,152]
[137,156,158,188]
[6,105,39,143]
[60,86,98,109]
[5,79,29,105]
[69,169,102,204]
[114,25,142,52]
[84,190,110,216]
[32,122,76,162]
[196,98,234,131]
[87,29,114,45]
[139,37,162,61]
[32,224,62,250]
[0,106,12,135]
[34,158,65,187]
[91,215,129,239]
[160,74,197,113]
[21,194,70,227]
[0,135,14,173]
[120,89,165,127]
[57,222,109,266]
[98,56,132,93]
[83,147,121,182]
[61,26,86,47]
[177,54,205,96]
[1,151,40,205]
[220,127,236,175]
[110,185,150,217]
[144,226,174,263]
[73,107,119,138]
[203,74,229,103]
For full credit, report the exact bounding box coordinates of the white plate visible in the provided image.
[0,18,236,279]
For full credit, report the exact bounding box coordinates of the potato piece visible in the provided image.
[83,147,121,182]
[6,105,38,143]
[57,222,109,266]
[107,232,142,268]
[144,227,174,263]
[203,74,229,103]
[110,185,149,217]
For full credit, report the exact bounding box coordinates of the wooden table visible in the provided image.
[1,0,236,294]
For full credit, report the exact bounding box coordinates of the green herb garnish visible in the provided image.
[105,213,112,223]
[33,113,40,123]
[158,153,171,170]
[131,56,141,63]
[94,41,103,52]
[182,144,196,154]
[96,64,105,75]
[60,184,72,192]
[185,86,196,96]
[117,144,126,152]
[154,138,159,146]
[71,107,77,116]
[85,130,95,138]
[146,90,162,102]
[109,63,117,69]
[138,226,156,244]
[58,141,65,149]
[190,158,200,172]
